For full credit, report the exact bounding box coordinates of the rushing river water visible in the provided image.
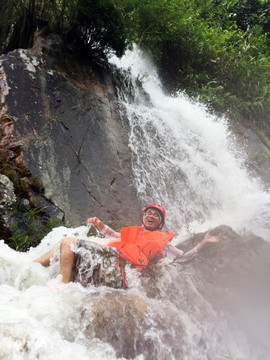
[1,47,270,360]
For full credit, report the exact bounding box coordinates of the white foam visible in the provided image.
[111,46,270,240]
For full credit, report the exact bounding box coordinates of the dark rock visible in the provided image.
[79,226,270,359]
[80,292,186,360]
[0,34,141,232]
[0,174,16,213]
[0,174,16,237]
[177,225,270,353]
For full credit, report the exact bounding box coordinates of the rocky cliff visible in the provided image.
[0,34,270,359]
[0,34,141,242]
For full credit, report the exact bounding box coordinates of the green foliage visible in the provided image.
[68,0,128,58]
[8,224,31,253]
[8,217,62,252]
[24,207,39,221]
[46,217,63,230]
[7,203,62,252]
[0,0,35,54]
[116,0,270,135]
[0,0,128,59]
[0,0,269,133]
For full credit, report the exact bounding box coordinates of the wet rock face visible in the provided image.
[0,175,16,212]
[81,292,186,360]
[0,175,16,238]
[78,226,270,359]
[177,225,270,354]
[0,34,141,228]
[81,293,148,359]
[229,122,270,188]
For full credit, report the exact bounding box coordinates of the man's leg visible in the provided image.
[60,237,77,283]
[34,247,59,267]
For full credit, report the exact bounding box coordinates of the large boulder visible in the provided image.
[176,225,270,354]
[0,34,141,229]
[80,291,186,360]
[79,225,270,359]
[0,174,16,212]
[0,174,16,239]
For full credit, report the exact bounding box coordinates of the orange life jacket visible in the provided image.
[109,226,175,270]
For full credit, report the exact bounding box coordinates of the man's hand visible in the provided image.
[86,217,104,231]
[197,230,221,252]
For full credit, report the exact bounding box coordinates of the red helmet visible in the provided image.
[143,203,166,228]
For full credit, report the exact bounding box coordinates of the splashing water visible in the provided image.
[0,226,262,360]
[1,224,266,360]
[1,47,270,360]
[0,227,126,360]
[112,47,270,240]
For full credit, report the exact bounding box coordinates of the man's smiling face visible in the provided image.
[143,208,162,230]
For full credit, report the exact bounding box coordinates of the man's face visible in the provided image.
[143,208,162,231]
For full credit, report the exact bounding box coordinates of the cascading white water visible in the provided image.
[112,47,270,241]
[0,227,127,360]
[1,47,270,360]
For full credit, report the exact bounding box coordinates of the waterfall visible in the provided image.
[112,47,270,241]
[0,47,269,360]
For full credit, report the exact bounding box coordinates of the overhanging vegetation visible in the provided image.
[0,0,269,133]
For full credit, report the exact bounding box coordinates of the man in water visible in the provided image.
[34,204,220,287]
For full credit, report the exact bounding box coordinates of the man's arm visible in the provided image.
[165,230,221,261]
[87,217,120,239]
